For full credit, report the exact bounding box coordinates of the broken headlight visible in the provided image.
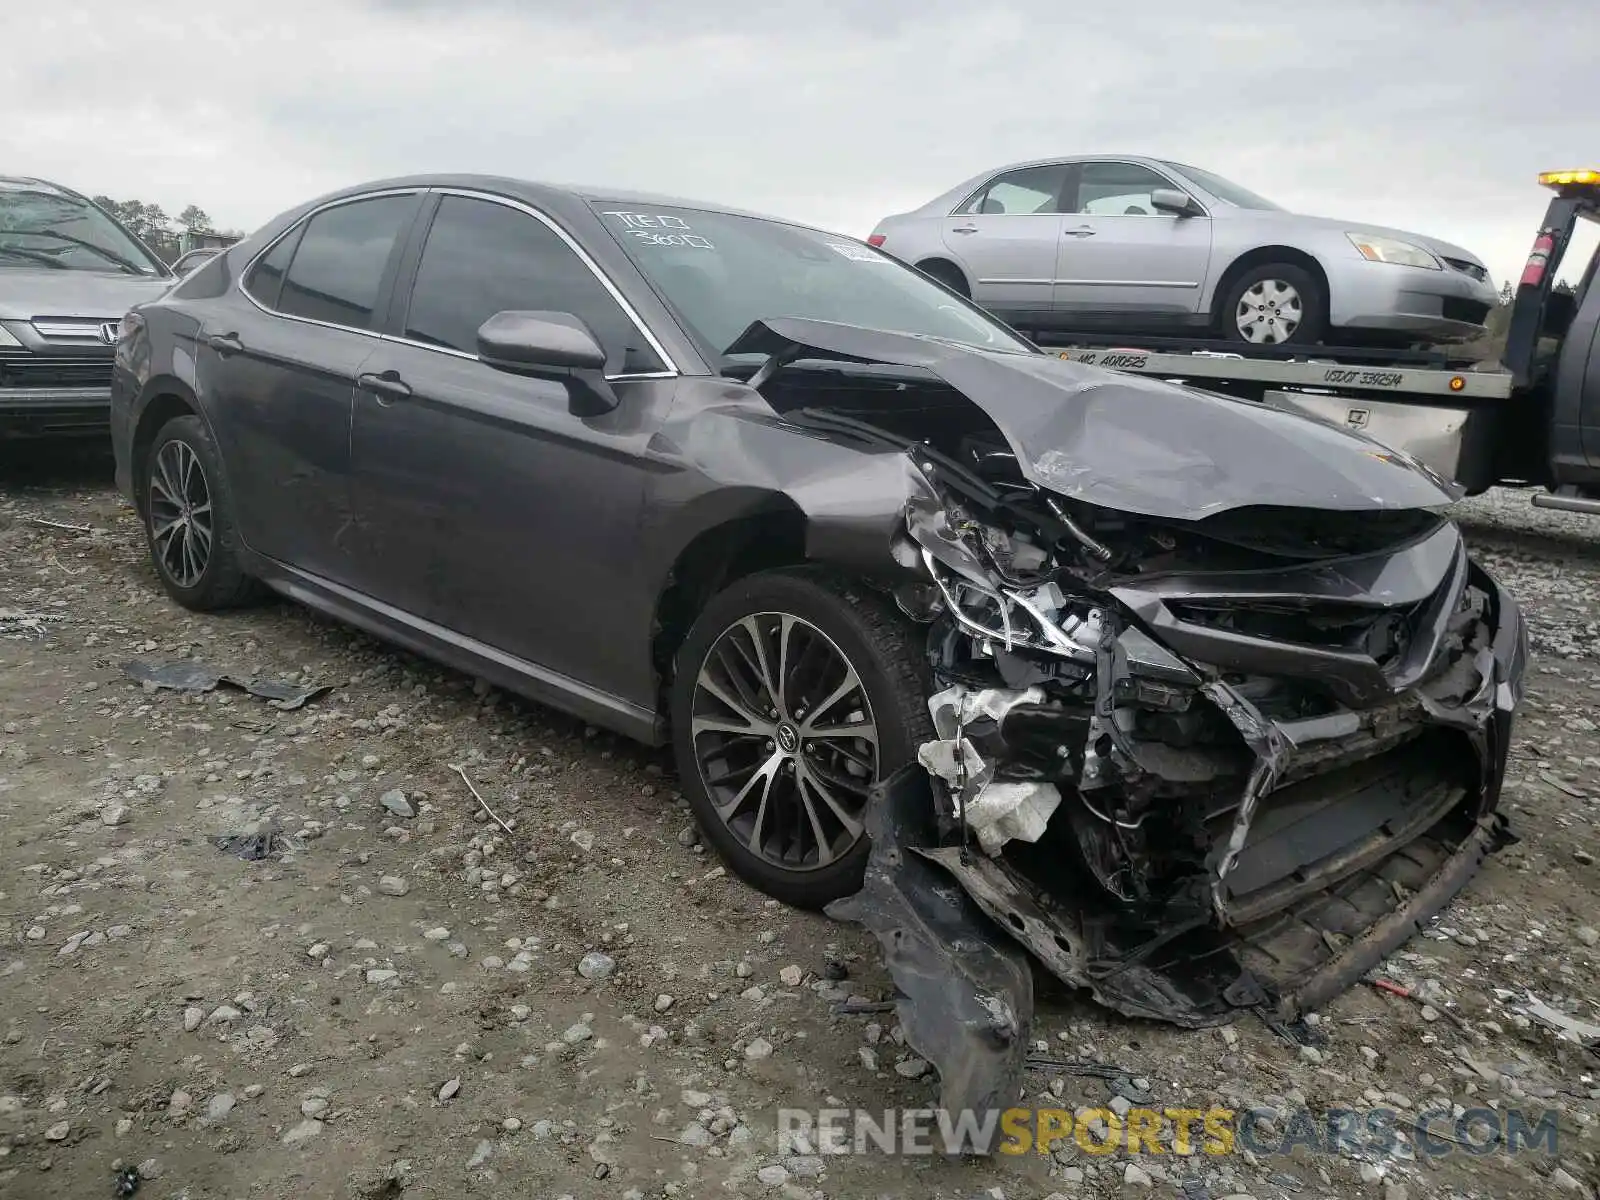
[900,491,1102,662]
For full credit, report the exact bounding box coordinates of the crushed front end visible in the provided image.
[830,434,1527,1124]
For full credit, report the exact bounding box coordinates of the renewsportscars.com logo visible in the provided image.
[777,1105,1561,1158]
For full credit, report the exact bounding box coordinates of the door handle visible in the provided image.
[1065,226,1097,238]
[951,225,979,235]
[357,371,413,405]
[205,332,243,355]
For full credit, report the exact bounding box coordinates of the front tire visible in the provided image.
[670,568,932,909]
[1218,262,1327,347]
[140,413,259,611]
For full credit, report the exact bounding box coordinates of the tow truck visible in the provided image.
[1049,169,1600,515]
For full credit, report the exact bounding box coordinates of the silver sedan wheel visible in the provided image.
[147,440,213,589]
[690,612,878,873]
[1235,278,1303,344]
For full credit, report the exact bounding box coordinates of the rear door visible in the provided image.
[349,191,677,698]
[200,191,421,585]
[1052,161,1213,323]
[939,163,1070,327]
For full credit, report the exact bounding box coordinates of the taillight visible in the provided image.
[1520,230,1556,288]
[867,233,886,248]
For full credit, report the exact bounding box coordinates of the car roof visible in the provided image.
[0,175,86,198]
[910,154,1182,213]
[289,173,835,236]
[971,152,1167,175]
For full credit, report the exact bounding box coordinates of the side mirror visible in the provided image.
[1150,188,1199,217]
[476,310,616,414]
[477,310,608,372]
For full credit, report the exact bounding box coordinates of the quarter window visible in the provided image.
[1072,162,1182,216]
[959,165,1070,216]
[243,227,301,310]
[275,195,415,328]
[402,195,664,374]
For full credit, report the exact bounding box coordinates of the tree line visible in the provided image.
[91,196,245,265]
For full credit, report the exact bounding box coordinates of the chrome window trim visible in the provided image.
[236,185,682,383]
[429,187,679,376]
[237,187,424,332]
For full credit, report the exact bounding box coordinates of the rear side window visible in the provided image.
[401,195,664,374]
[958,164,1070,216]
[275,195,414,329]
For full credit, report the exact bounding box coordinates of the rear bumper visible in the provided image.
[0,387,112,437]
[1330,258,1498,342]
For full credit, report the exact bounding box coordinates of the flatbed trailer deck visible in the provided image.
[1037,169,1600,514]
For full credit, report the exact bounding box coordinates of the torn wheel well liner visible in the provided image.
[650,507,808,699]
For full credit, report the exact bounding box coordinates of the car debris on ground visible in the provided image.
[120,658,331,710]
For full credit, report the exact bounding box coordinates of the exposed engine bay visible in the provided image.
[729,324,1530,1136]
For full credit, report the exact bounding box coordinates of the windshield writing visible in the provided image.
[592,203,1031,360]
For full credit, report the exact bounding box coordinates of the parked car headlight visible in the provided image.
[0,324,22,348]
[1346,233,1442,270]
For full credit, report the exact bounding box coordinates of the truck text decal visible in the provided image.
[1322,368,1405,389]
[1068,351,1149,369]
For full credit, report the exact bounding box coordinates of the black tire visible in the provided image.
[140,413,260,610]
[1218,262,1327,347]
[917,259,970,297]
[670,567,932,909]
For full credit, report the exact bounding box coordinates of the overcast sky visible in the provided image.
[9,1,1598,285]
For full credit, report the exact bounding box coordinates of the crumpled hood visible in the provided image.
[729,317,1460,521]
[0,268,173,321]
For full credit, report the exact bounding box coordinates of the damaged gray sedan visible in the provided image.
[110,176,1526,1124]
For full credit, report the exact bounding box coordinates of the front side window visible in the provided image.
[401,195,663,373]
[276,195,415,328]
[1072,162,1182,216]
[592,201,1032,364]
[958,165,1070,216]
[0,181,167,275]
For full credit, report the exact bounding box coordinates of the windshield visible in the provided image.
[590,202,1032,363]
[0,182,167,275]
[1158,163,1284,211]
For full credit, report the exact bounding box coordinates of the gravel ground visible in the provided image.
[4,449,1600,1199]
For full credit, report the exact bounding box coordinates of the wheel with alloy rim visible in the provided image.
[140,413,259,610]
[1219,262,1326,347]
[148,439,212,588]
[670,568,931,908]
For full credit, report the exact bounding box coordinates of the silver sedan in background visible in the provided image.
[868,156,1498,347]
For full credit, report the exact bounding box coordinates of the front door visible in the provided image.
[1051,161,1214,325]
[349,191,675,698]
[940,163,1070,328]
